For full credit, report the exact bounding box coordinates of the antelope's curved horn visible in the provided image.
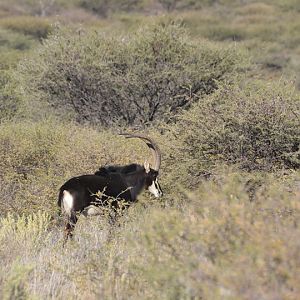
[119,133,161,171]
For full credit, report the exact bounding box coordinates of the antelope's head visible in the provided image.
[120,133,163,198]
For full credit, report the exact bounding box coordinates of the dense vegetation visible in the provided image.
[0,0,299,299]
[17,22,245,125]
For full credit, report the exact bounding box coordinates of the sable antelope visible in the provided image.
[58,133,163,240]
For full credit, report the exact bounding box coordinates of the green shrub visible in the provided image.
[77,0,204,14]
[0,71,21,121]
[125,172,300,299]
[0,28,36,51]
[16,21,245,126]
[2,263,32,300]
[0,0,77,16]
[236,2,277,15]
[267,0,300,11]
[78,0,110,16]
[0,50,23,70]
[78,0,148,16]
[0,212,51,299]
[204,24,247,41]
[0,16,52,40]
[0,28,36,73]
[157,0,219,11]
[157,0,182,11]
[167,81,300,181]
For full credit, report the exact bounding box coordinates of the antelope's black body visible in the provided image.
[58,173,130,210]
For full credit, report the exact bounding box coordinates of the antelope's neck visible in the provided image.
[124,169,146,201]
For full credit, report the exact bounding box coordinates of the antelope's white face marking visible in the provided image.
[148,178,163,198]
[62,190,74,217]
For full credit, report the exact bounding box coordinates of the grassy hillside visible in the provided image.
[0,1,299,299]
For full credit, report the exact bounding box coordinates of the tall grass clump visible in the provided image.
[78,0,147,16]
[1,171,299,299]
[16,21,245,126]
[0,28,36,51]
[0,16,52,40]
[0,72,21,121]
[0,0,75,16]
[122,172,300,299]
[0,211,52,299]
[166,81,300,185]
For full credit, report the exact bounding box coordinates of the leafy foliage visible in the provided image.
[17,21,245,126]
[0,72,21,121]
[167,81,300,181]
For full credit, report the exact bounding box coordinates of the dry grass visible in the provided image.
[1,170,299,299]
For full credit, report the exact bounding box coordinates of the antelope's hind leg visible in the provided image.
[63,212,78,246]
[63,222,73,243]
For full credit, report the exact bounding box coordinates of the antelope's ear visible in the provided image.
[144,160,150,173]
